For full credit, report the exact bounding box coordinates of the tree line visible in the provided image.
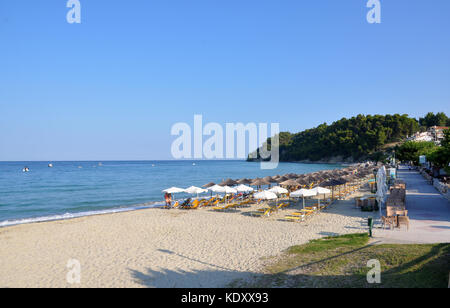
[249,112,449,164]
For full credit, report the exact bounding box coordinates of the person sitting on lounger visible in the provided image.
[183,198,192,208]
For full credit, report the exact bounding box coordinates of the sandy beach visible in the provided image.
[0,191,373,288]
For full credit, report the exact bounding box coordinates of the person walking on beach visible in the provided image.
[164,193,172,208]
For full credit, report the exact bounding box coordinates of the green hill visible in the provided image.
[249,114,422,163]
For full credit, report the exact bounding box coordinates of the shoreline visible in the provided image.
[0,202,164,228]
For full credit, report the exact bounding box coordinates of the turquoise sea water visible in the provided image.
[0,160,342,227]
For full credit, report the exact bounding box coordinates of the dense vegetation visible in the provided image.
[396,129,450,174]
[249,114,420,162]
[395,141,438,165]
[419,112,450,128]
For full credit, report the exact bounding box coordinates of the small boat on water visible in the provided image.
[22,167,30,172]
[48,163,53,168]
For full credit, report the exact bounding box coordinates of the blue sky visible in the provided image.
[1,0,449,161]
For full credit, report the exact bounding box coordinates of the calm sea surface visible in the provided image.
[0,160,342,227]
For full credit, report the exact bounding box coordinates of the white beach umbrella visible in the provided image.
[207,185,227,203]
[311,186,331,207]
[208,184,226,193]
[221,186,238,205]
[253,190,278,200]
[162,187,186,194]
[268,186,288,195]
[291,188,317,209]
[184,186,208,194]
[235,184,254,193]
[222,186,238,194]
[184,186,208,199]
[311,187,331,195]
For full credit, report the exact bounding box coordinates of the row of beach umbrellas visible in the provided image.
[198,164,376,191]
[163,163,377,203]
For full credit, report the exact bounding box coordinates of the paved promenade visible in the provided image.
[374,166,450,244]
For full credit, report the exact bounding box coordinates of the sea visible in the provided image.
[0,160,342,227]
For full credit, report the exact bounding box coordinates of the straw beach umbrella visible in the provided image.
[202,182,216,188]
[295,177,308,188]
[250,178,270,190]
[275,176,289,184]
[320,178,343,200]
[280,179,300,188]
[236,178,252,185]
[219,178,238,186]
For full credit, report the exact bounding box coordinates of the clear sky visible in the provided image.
[1,0,449,161]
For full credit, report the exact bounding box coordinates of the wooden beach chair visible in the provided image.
[381,215,395,230]
[397,216,410,230]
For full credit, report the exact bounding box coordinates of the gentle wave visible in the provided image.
[0,201,165,228]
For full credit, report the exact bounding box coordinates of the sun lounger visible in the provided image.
[179,198,192,209]
[212,203,236,211]
[181,198,199,209]
[251,207,273,217]
[284,212,306,222]
[381,215,395,230]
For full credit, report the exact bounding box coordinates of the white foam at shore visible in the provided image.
[0,202,165,228]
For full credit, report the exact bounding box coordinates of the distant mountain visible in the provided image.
[248,114,422,163]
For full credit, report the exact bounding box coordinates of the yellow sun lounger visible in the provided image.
[199,198,215,207]
[251,208,273,217]
[182,199,201,209]
[212,203,236,211]
[284,213,305,222]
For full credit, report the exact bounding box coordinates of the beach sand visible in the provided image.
[0,192,372,288]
